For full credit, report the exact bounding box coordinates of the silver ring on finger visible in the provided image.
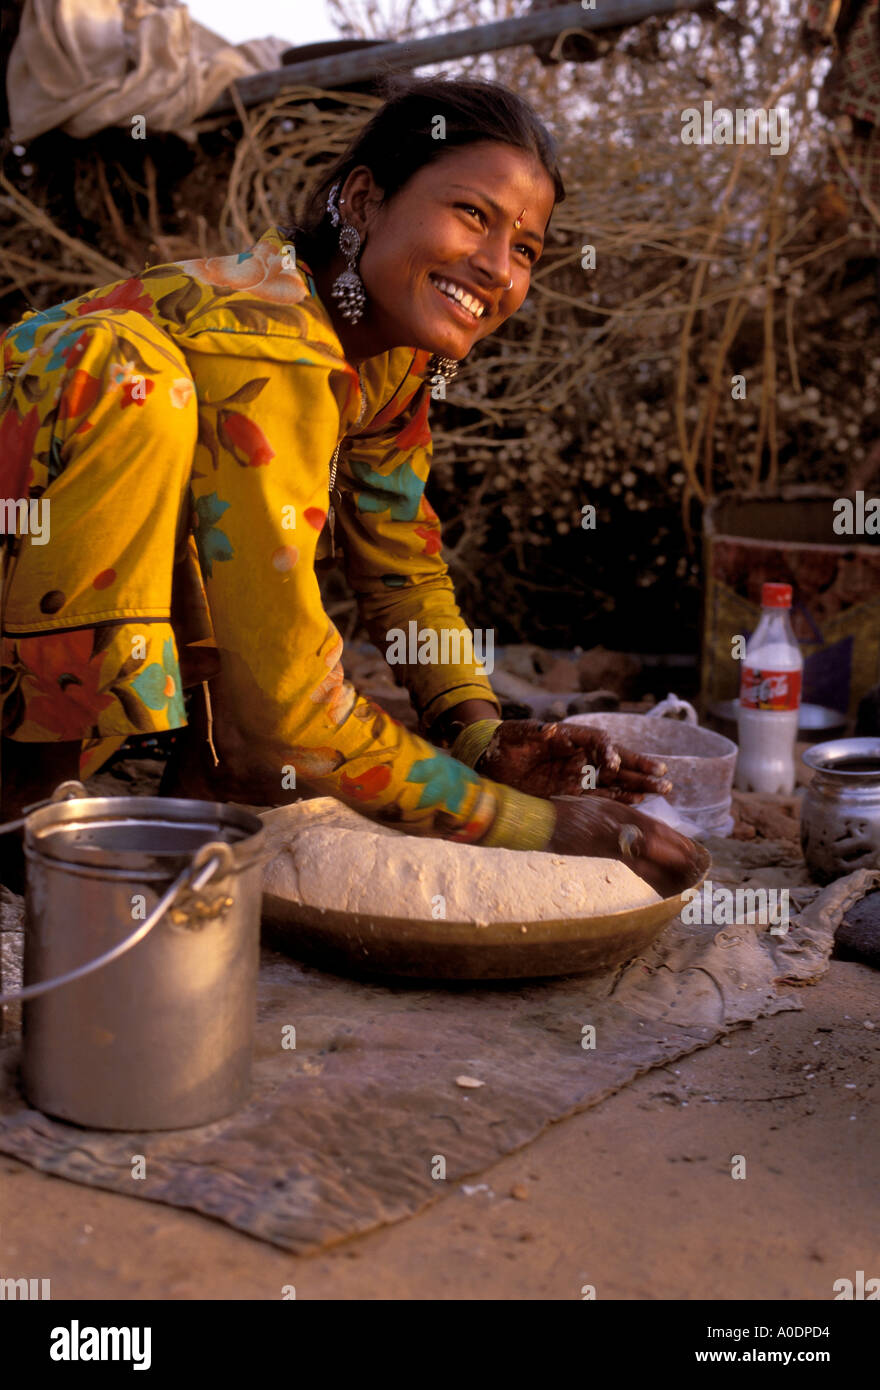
[617,824,643,858]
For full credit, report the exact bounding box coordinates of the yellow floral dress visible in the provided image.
[0,226,549,847]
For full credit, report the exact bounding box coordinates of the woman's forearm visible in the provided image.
[427,698,501,748]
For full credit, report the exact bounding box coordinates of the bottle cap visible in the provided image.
[761,582,792,608]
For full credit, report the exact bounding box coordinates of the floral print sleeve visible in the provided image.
[334,358,501,732]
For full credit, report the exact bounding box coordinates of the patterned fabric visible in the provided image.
[0,226,552,846]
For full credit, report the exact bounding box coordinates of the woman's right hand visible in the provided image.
[547,795,703,900]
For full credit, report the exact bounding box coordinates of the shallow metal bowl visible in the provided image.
[261,844,712,982]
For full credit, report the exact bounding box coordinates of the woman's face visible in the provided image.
[340,140,556,360]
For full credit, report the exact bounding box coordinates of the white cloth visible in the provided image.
[7,0,288,143]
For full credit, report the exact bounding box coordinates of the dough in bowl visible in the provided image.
[261,808,661,926]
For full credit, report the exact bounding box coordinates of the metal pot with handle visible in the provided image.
[0,781,267,1131]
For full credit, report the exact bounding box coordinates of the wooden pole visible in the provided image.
[204,0,711,117]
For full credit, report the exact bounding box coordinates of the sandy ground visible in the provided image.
[1,700,876,1301]
[1,956,876,1301]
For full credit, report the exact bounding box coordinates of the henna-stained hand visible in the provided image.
[478,719,672,803]
[546,795,704,899]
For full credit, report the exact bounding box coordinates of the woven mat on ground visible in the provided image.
[0,839,876,1254]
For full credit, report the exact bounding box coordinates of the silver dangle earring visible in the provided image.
[327,182,366,324]
[426,354,460,382]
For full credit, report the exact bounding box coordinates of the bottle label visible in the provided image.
[740,666,802,711]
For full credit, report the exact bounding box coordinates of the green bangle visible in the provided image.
[450,718,502,770]
[481,783,557,851]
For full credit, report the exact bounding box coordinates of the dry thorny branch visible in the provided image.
[0,1,877,646]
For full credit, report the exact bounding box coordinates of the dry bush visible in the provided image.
[1,0,877,650]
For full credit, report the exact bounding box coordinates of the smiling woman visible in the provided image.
[0,75,701,895]
[289,78,563,373]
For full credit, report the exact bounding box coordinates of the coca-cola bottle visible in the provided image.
[735,582,803,795]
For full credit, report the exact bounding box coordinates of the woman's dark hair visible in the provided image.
[288,75,565,266]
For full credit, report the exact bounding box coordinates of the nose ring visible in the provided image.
[506,278,513,290]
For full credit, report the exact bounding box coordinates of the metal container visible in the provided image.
[801,738,880,884]
[18,788,266,1130]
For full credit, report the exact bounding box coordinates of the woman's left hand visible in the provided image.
[477,719,673,803]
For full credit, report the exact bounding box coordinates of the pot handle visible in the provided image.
[0,841,227,1007]
[647,692,698,725]
[0,779,89,838]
